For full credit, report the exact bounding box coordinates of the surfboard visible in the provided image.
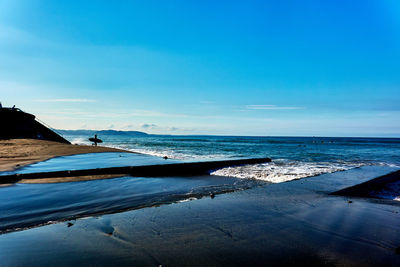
[89,137,103,143]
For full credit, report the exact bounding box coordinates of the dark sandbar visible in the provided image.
[332,169,400,199]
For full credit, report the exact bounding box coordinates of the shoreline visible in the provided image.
[1,165,397,234]
[0,138,133,172]
[1,137,399,265]
[1,166,399,266]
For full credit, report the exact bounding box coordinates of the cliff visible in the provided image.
[0,107,70,144]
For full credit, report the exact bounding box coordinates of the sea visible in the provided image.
[1,134,400,233]
[67,134,400,183]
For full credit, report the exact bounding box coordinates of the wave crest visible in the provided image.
[211,160,364,183]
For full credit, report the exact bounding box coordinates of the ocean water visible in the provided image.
[1,134,399,233]
[68,134,400,183]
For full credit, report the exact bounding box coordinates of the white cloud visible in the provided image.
[166,126,179,131]
[141,123,158,129]
[35,98,97,103]
[139,124,187,132]
[245,105,305,110]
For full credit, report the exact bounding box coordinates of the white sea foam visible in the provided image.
[102,145,229,161]
[129,149,229,161]
[70,137,91,145]
[373,162,400,168]
[75,139,398,185]
[211,159,364,183]
[103,145,188,159]
[124,148,189,160]
[177,197,198,203]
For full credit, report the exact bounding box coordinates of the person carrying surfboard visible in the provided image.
[89,134,103,146]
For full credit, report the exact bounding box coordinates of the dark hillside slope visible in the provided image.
[0,107,70,144]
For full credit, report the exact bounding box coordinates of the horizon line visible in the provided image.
[55,129,400,139]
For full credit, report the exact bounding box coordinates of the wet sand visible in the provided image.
[1,166,399,266]
[0,138,131,172]
[19,174,126,184]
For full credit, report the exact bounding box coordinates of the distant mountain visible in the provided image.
[56,129,149,137]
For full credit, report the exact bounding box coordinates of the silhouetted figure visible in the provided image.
[89,134,103,146]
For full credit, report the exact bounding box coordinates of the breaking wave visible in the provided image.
[211,159,365,183]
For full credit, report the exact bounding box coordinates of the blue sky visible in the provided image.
[0,0,399,136]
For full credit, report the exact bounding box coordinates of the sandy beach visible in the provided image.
[0,136,399,266]
[0,139,131,172]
